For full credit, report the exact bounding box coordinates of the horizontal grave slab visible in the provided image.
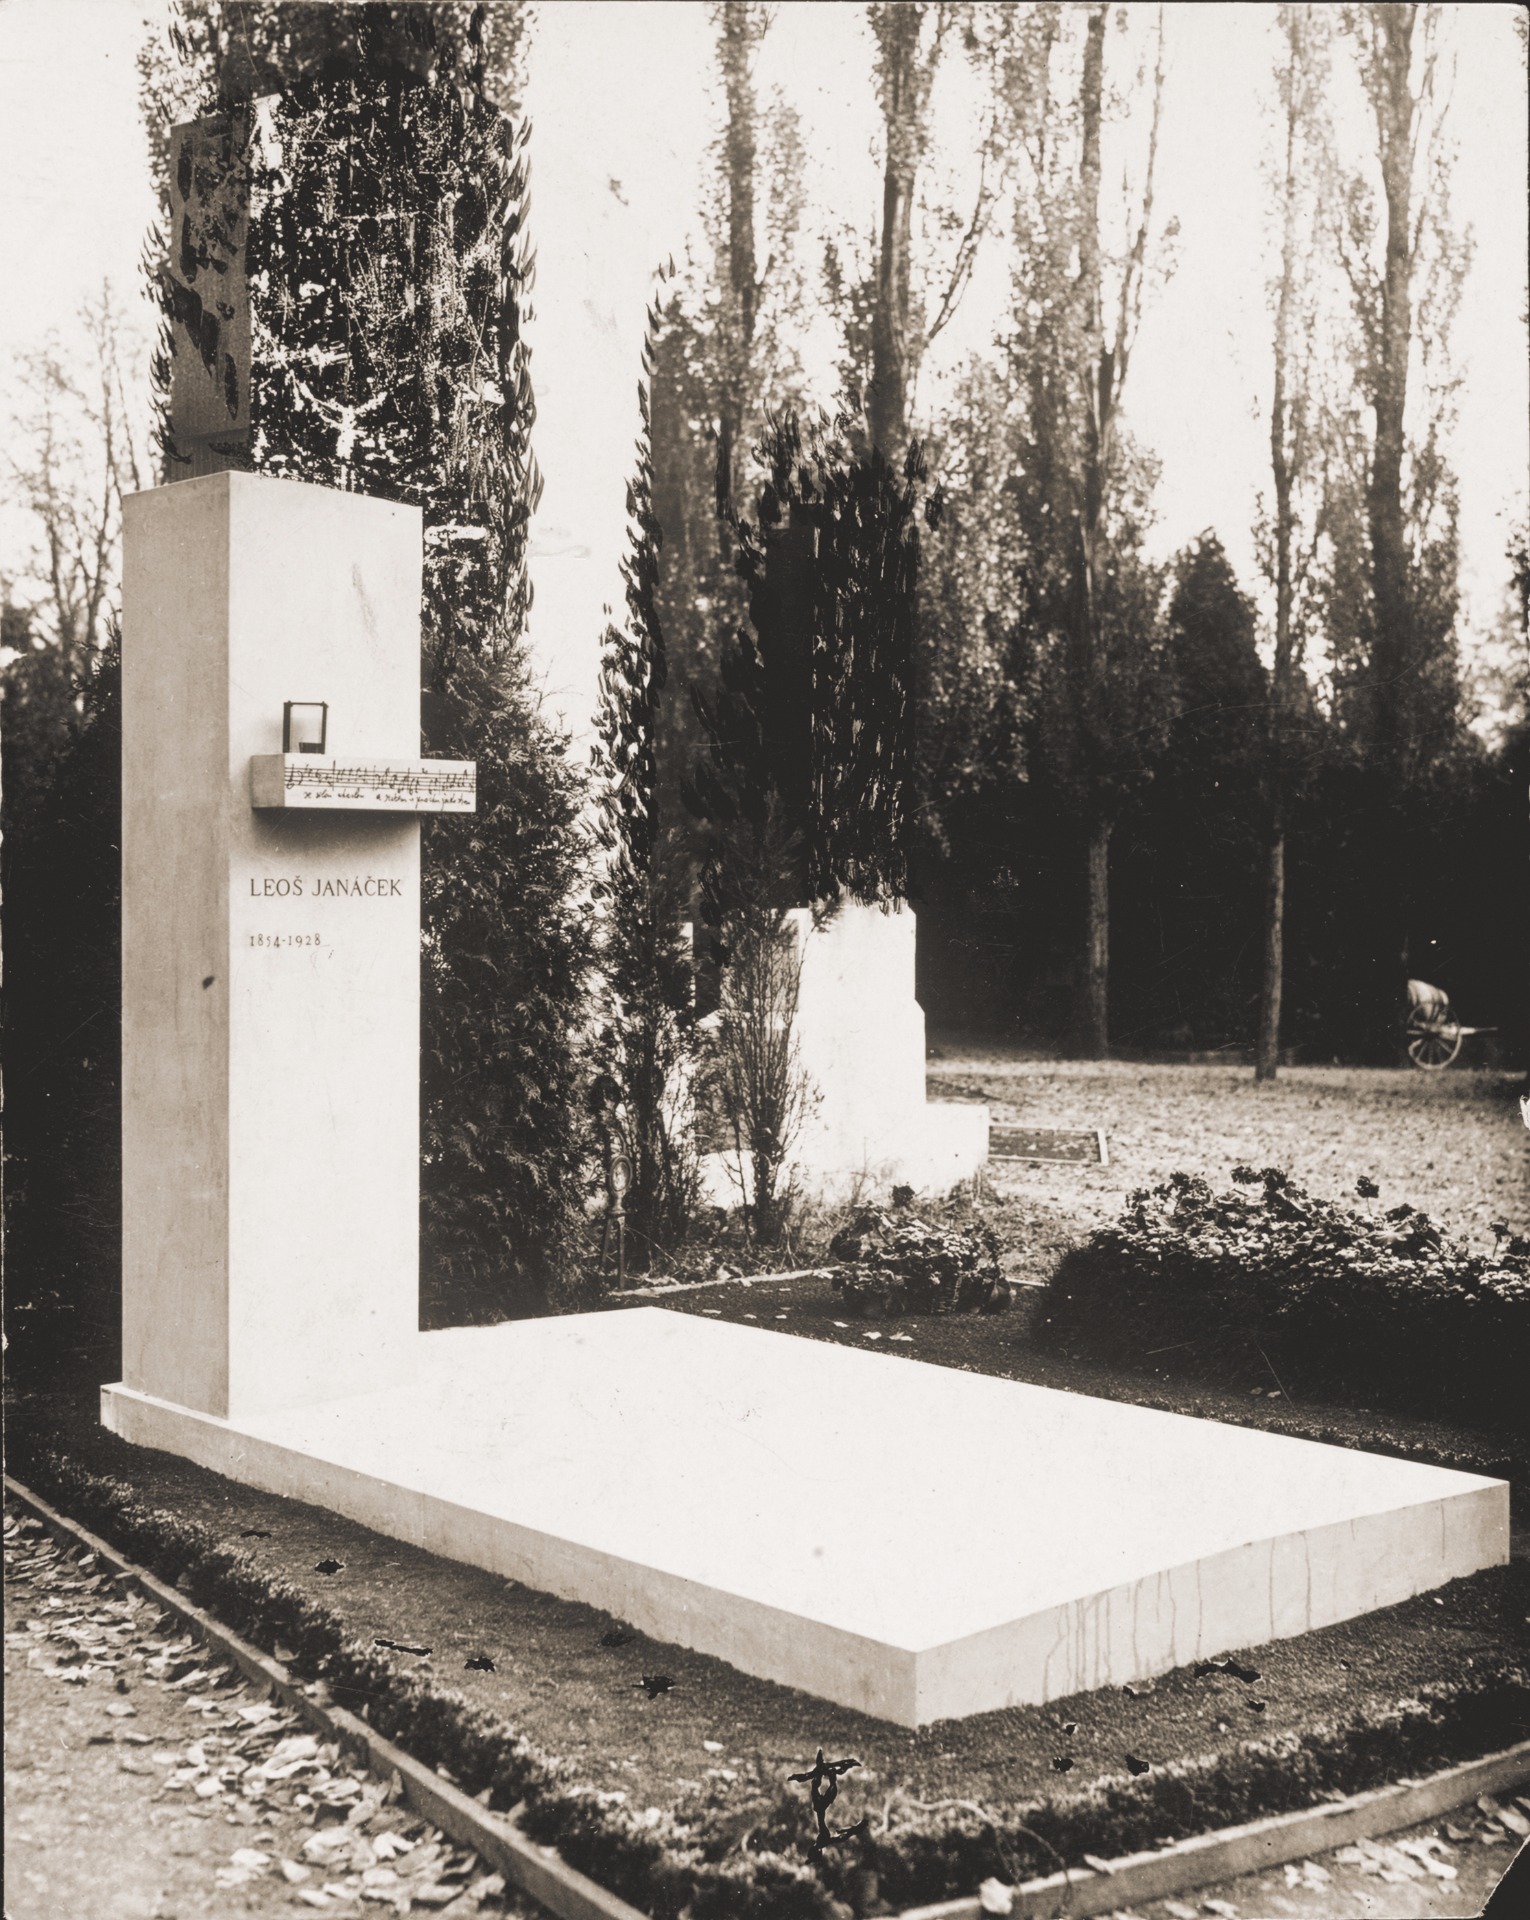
[250,754,475,813]
[101,1308,1507,1726]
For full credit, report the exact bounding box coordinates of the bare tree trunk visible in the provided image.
[1366,5,1415,769]
[868,2,949,458]
[714,1,761,524]
[1257,5,1323,1085]
[1076,6,1110,1061]
[869,4,921,457]
[1255,829,1285,1081]
[1085,817,1111,1058]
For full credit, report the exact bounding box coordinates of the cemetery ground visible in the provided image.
[6,1059,1526,1917]
[920,1055,1528,1254]
[6,1406,1527,1920]
[3,1501,532,1920]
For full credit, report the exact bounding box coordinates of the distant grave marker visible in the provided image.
[989,1124,1109,1166]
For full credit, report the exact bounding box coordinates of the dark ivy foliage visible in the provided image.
[688,412,928,930]
[1041,1169,1530,1436]
[589,315,701,1274]
[155,4,591,1316]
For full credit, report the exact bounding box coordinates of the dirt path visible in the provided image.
[3,1503,528,1920]
[926,1058,1527,1250]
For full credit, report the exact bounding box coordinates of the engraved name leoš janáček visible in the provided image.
[249,876,404,897]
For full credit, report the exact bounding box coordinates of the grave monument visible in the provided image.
[103,111,1509,1730]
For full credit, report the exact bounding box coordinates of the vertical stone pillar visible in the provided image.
[120,471,423,1418]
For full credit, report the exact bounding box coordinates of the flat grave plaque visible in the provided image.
[990,1124,1109,1165]
[250,754,476,813]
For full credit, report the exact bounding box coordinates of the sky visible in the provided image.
[1,0,1525,739]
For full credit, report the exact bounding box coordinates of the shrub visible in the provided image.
[1039,1168,1530,1434]
[1,639,122,1383]
[828,1207,1010,1317]
[589,312,701,1275]
[701,906,815,1247]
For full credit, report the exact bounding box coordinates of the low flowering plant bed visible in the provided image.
[1038,1169,1530,1439]
[827,1207,1011,1317]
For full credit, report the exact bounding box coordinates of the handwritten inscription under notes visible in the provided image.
[249,754,476,813]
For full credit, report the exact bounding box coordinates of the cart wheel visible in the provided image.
[1406,1009,1462,1069]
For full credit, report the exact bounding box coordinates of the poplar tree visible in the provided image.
[1254,4,1332,1082]
[1324,0,1470,1047]
[1001,4,1173,1055]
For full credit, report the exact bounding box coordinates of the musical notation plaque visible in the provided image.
[250,754,477,813]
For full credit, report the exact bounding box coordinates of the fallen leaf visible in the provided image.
[302,1828,357,1866]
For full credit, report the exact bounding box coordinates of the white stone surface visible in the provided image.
[101,1309,1508,1726]
[249,755,475,812]
[121,472,424,1420]
[701,900,989,1205]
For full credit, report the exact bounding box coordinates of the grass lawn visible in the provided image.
[924,1055,1528,1253]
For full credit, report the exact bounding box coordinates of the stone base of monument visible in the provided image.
[699,900,989,1207]
[102,1309,1507,1727]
